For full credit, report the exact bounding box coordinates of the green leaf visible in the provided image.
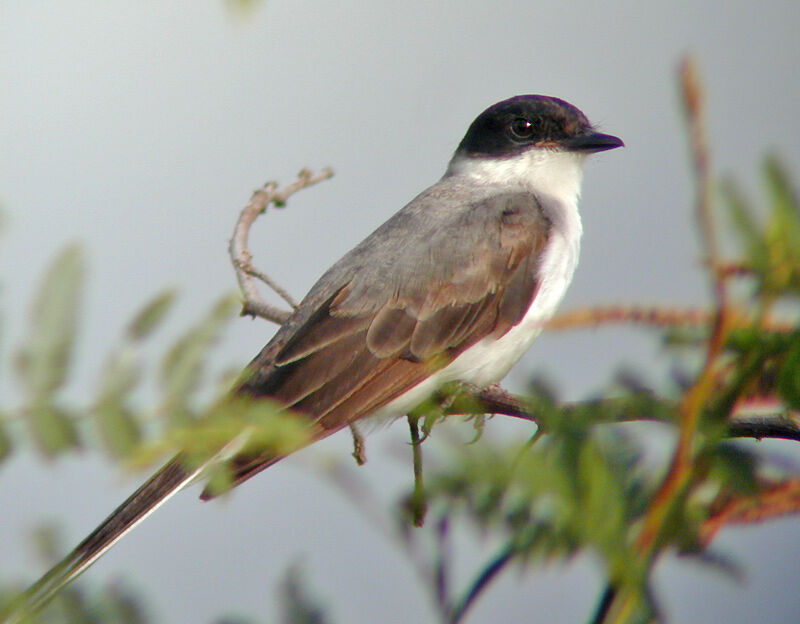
[97,585,149,624]
[760,156,800,292]
[91,293,177,459]
[721,177,761,247]
[31,523,65,563]
[577,438,626,555]
[28,404,80,456]
[126,289,176,341]
[173,397,311,476]
[16,244,84,400]
[764,155,800,230]
[777,334,800,409]
[0,415,11,463]
[94,347,142,458]
[97,345,142,403]
[95,404,141,459]
[160,294,239,415]
[55,586,99,624]
[708,443,758,495]
[279,563,331,624]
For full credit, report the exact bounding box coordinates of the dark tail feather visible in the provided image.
[199,453,283,501]
[5,456,203,623]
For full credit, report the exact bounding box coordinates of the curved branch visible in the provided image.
[447,543,515,624]
[442,384,800,443]
[229,167,334,324]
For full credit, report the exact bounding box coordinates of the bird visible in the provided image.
[9,94,622,620]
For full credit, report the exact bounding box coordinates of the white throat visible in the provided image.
[377,148,587,418]
[446,148,587,210]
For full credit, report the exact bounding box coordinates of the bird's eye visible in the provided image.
[509,118,535,140]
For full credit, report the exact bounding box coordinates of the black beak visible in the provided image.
[562,131,624,153]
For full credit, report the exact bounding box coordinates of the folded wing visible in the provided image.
[208,191,550,496]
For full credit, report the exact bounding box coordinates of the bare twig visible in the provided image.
[434,516,450,617]
[716,262,753,279]
[547,304,795,334]
[350,424,367,465]
[448,544,515,624]
[682,59,726,311]
[634,60,717,561]
[589,585,619,624]
[242,264,298,309]
[547,305,711,331]
[700,479,800,544]
[229,167,334,324]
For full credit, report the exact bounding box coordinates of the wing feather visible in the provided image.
[274,287,369,365]
[366,306,418,357]
[205,191,551,498]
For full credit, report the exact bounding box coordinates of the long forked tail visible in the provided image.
[4,456,203,623]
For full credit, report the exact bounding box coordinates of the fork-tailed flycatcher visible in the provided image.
[9,94,622,620]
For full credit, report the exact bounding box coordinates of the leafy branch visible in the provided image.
[401,58,800,624]
[3,55,800,624]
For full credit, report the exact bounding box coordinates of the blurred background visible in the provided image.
[2,1,799,622]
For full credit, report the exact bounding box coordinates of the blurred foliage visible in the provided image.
[2,265,310,471]
[1,244,313,623]
[278,564,331,624]
[223,0,265,17]
[15,245,84,456]
[2,155,799,622]
[0,526,151,624]
[0,529,326,624]
[724,157,800,298]
[2,57,799,624]
[398,154,800,623]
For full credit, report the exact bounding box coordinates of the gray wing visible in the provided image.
[6,188,552,619]
[206,187,551,497]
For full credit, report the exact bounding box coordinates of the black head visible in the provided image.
[455,95,623,159]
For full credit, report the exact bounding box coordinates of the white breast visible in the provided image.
[379,148,585,417]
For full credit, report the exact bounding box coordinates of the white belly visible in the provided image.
[378,213,581,418]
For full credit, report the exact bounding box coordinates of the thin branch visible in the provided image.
[635,59,719,560]
[548,304,794,334]
[230,184,292,324]
[598,58,728,624]
[727,411,800,441]
[242,264,298,309]
[408,416,427,527]
[547,305,711,331]
[434,516,450,617]
[448,544,515,624]
[229,167,334,324]
[716,262,753,279]
[588,585,618,624]
[471,384,533,420]
[700,479,800,544]
[270,168,335,204]
[682,58,726,312]
[443,384,800,444]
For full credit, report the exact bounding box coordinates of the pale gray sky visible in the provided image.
[2,2,799,622]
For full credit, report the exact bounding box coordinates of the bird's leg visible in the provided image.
[407,415,427,527]
[349,423,367,465]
